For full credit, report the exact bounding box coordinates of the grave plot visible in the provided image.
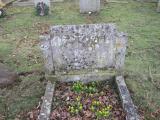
[51,81,126,120]
[38,24,139,120]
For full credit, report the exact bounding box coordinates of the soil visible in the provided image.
[51,81,126,120]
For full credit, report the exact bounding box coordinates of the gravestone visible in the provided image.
[80,0,100,13]
[157,0,160,12]
[39,24,141,120]
[40,24,127,82]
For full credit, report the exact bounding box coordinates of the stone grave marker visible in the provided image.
[80,0,100,13]
[40,24,127,82]
[39,24,139,120]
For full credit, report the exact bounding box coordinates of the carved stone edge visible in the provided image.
[115,32,128,72]
[40,35,54,74]
[45,73,115,83]
[115,76,139,120]
[38,81,55,120]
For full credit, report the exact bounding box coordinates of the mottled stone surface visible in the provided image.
[38,81,55,120]
[115,76,139,120]
[0,63,19,88]
[80,0,100,13]
[40,24,127,74]
[45,69,115,83]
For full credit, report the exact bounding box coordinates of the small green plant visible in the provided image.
[72,81,84,93]
[95,105,112,118]
[72,81,98,93]
[84,82,97,93]
[90,100,101,112]
[68,96,83,114]
[90,100,112,118]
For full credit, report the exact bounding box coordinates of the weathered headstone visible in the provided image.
[0,63,19,88]
[40,24,127,82]
[80,0,100,13]
[34,0,50,16]
[39,24,140,120]
[157,0,160,12]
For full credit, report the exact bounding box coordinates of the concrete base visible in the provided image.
[45,69,116,83]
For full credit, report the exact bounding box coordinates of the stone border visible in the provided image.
[46,74,114,83]
[13,0,64,6]
[115,76,139,120]
[38,76,139,120]
[38,81,55,120]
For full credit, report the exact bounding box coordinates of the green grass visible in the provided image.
[0,0,160,119]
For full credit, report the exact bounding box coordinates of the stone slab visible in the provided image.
[80,0,100,13]
[115,76,139,120]
[38,81,55,120]
[40,24,127,74]
[45,69,115,83]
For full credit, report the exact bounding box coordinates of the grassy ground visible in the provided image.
[0,0,160,119]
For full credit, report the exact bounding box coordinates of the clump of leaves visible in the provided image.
[90,100,112,118]
[72,81,97,93]
[68,96,83,114]
[95,106,112,118]
[72,81,84,93]
[84,82,97,93]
